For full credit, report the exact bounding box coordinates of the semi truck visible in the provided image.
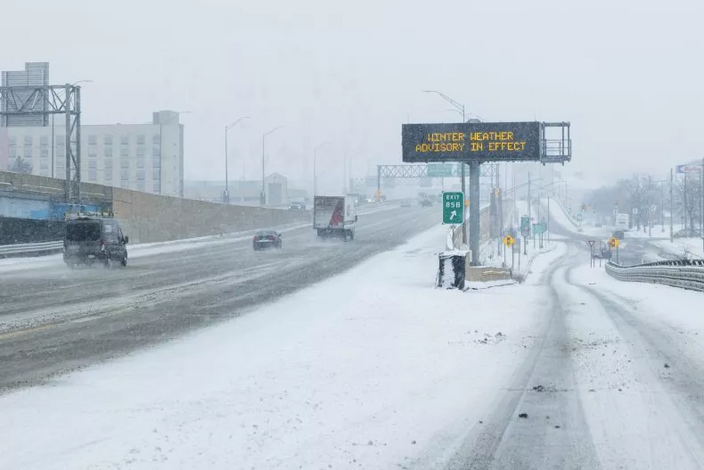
[314,195,358,240]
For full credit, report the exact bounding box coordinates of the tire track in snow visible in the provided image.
[441,244,600,470]
[571,283,704,468]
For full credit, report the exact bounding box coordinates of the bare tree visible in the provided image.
[673,173,702,234]
[9,156,33,175]
[616,173,657,230]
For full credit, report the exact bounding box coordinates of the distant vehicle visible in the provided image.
[253,230,282,250]
[314,195,358,240]
[63,213,129,268]
[289,202,306,210]
[615,213,629,230]
[420,198,433,207]
[612,230,625,240]
[401,198,413,207]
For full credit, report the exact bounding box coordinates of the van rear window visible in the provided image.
[66,222,101,241]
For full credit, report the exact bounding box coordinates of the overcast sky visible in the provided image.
[2,0,702,191]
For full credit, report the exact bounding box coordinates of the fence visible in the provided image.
[605,259,704,292]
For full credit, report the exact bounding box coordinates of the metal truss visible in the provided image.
[0,84,82,203]
[377,163,498,183]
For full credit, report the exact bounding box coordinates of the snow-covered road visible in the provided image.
[3,223,704,469]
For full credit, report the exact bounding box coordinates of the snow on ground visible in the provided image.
[1,226,559,470]
[550,262,704,468]
[651,237,704,260]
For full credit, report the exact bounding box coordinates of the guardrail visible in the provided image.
[605,259,704,292]
[0,241,63,259]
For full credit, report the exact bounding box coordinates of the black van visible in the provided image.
[63,216,129,268]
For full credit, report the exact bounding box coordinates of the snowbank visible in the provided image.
[651,237,704,260]
[1,226,555,470]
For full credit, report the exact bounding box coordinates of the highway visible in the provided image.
[0,205,438,393]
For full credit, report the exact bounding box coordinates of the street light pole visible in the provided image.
[224,116,250,204]
[261,126,283,206]
[422,90,469,245]
[313,141,331,197]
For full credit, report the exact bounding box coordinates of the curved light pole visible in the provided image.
[261,126,284,205]
[224,116,250,203]
[313,141,331,197]
[423,90,465,121]
[423,90,469,246]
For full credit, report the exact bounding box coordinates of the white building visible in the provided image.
[1,110,184,197]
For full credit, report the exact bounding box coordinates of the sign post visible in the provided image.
[588,240,595,268]
[608,237,620,264]
[502,235,514,268]
[442,192,465,225]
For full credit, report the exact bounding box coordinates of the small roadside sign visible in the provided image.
[608,237,620,248]
[676,164,702,174]
[503,235,515,247]
[442,192,464,225]
[532,222,547,235]
[520,216,531,237]
[588,240,595,247]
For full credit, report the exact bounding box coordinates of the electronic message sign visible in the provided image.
[402,122,541,163]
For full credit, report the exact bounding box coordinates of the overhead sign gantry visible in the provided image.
[401,121,571,266]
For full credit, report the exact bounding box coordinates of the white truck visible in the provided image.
[615,213,629,230]
[314,195,358,240]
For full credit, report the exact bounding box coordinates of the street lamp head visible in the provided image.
[264,125,284,137]
[227,116,249,129]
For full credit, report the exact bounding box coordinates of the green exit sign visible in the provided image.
[428,164,454,178]
[442,192,464,224]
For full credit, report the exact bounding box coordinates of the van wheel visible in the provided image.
[121,256,127,267]
[349,230,355,241]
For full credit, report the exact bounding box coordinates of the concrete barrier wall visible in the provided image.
[0,171,112,203]
[111,188,310,243]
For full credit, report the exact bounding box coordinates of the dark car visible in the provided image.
[63,215,129,268]
[612,230,625,240]
[253,230,282,250]
[420,198,433,207]
[289,202,306,211]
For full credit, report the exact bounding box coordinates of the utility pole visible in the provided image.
[261,126,283,206]
[670,168,674,243]
[51,114,55,178]
[661,180,665,233]
[224,116,250,204]
[527,171,532,222]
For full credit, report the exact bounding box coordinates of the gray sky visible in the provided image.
[2,0,702,190]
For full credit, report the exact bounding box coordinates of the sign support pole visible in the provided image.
[701,158,704,253]
[684,172,688,233]
[469,161,481,266]
[670,167,674,243]
[461,164,466,244]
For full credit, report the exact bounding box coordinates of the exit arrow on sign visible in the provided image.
[450,210,457,220]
